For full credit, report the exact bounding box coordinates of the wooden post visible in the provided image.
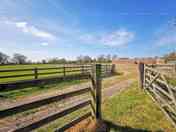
[111,64,116,74]
[63,66,66,77]
[34,68,38,79]
[81,65,84,74]
[138,63,144,89]
[95,64,102,119]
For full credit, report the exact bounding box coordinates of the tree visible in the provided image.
[164,52,176,62]
[76,55,92,63]
[112,55,118,60]
[42,59,47,64]
[83,56,92,63]
[48,57,67,64]
[12,53,27,64]
[48,58,59,64]
[59,58,67,64]
[77,55,83,63]
[97,55,106,63]
[0,52,9,64]
[106,54,112,62]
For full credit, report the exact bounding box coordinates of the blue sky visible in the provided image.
[0,0,176,61]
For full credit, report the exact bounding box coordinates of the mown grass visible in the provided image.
[0,64,84,83]
[102,81,175,132]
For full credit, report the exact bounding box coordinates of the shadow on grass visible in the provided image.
[101,120,164,132]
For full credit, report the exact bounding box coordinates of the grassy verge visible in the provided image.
[102,81,175,132]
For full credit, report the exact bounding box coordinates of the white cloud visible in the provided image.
[5,21,56,40]
[101,29,135,46]
[41,42,49,46]
[155,26,176,46]
[156,35,176,46]
[80,29,135,47]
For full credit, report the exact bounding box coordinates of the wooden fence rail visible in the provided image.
[139,63,176,127]
[0,64,114,91]
[0,64,115,132]
[0,65,92,80]
[147,64,176,78]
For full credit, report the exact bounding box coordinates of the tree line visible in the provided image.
[164,51,176,63]
[0,51,118,65]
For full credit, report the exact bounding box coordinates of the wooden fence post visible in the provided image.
[63,66,66,77]
[34,68,38,79]
[81,65,84,74]
[105,64,108,74]
[111,64,116,74]
[95,64,102,119]
[138,63,144,89]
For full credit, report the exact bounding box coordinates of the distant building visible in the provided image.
[112,57,165,64]
[112,58,135,64]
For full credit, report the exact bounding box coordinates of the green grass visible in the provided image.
[102,81,175,132]
[0,79,87,100]
[0,64,84,83]
[167,78,176,86]
[0,64,63,69]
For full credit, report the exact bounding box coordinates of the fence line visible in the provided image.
[147,64,176,77]
[139,63,176,127]
[0,64,114,91]
[0,65,92,81]
[0,64,115,132]
[0,87,92,118]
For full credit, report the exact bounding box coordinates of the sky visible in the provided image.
[0,0,176,61]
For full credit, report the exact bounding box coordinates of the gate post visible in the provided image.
[139,63,144,89]
[111,64,116,74]
[95,64,102,119]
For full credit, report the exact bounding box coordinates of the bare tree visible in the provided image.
[77,55,83,63]
[112,55,118,60]
[0,52,9,64]
[164,52,176,63]
[48,57,67,64]
[97,54,106,63]
[106,54,112,62]
[12,53,27,64]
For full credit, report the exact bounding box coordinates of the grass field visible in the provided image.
[0,64,89,83]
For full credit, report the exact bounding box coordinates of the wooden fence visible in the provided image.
[148,64,176,78]
[0,64,115,132]
[139,63,176,127]
[0,64,114,91]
